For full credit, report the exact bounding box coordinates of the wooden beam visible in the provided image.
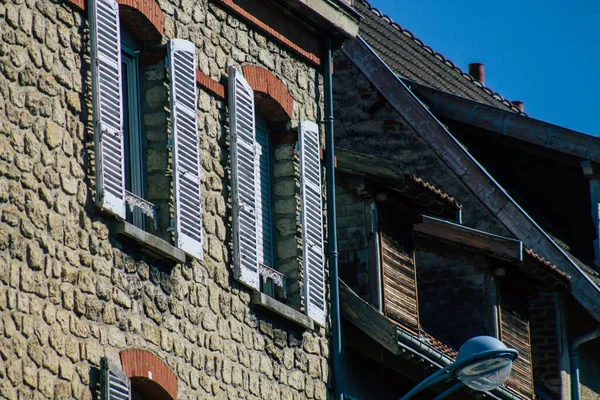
[414,215,523,262]
[407,81,600,165]
[339,281,400,355]
[341,37,600,323]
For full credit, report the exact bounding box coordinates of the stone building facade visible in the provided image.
[0,0,358,399]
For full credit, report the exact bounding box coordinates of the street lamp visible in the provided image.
[399,336,518,400]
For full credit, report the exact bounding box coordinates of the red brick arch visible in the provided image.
[120,349,177,400]
[65,0,164,40]
[118,0,164,40]
[242,65,294,122]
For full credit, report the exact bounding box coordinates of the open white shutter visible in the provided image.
[299,121,326,326]
[89,0,126,218]
[229,66,259,290]
[100,358,131,400]
[168,39,203,260]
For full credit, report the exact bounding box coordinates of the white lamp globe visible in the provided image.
[455,336,517,391]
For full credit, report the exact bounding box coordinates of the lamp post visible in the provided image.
[399,336,518,400]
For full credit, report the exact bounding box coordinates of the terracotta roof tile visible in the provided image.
[353,0,525,115]
[419,329,458,360]
[524,247,571,283]
[393,319,458,360]
[405,173,460,210]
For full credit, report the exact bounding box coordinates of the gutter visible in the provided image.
[569,326,600,400]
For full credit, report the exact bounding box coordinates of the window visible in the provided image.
[228,65,326,325]
[120,26,146,229]
[89,0,203,260]
[255,111,276,295]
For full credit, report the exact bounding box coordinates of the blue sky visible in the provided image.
[367,0,600,136]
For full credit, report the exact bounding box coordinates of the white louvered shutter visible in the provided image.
[229,66,259,290]
[299,121,326,326]
[168,39,203,260]
[100,358,131,400]
[89,0,126,218]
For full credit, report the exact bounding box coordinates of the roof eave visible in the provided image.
[404,79,600,164]
[280,0,361,39]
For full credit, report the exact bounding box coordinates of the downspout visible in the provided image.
[325,37,344,400]
[569,326,600,400]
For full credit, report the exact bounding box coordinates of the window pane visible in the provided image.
[256,113,274,268]
[121,60,132,192]
[121,34,145,229]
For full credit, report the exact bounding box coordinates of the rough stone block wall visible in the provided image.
[332,52,511,238]
[527,292,561,398]
[0,1,330,399]
[415,246,490,349]
[335,174,370,300]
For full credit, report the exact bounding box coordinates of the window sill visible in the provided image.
[114,221,186,264]
[251,292,315,331]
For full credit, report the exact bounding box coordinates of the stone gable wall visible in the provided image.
[332,52,511,238]
[0,1,330,399]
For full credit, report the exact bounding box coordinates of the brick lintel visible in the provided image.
[196,70,226,100]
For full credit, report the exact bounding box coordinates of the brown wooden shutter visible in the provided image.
[381,229,419,332]
[500,301,534,399]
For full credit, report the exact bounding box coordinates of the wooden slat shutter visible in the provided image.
[500,301,534,399]
[229,66,259,290]
[100,358,131,400]
[381,229,419,332]
[168,39,203,260]
[299,121,326,326]
[89,0,126,218]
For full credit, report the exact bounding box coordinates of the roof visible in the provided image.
[351,1,600,171]
[339,36,600,323]
[406,174,458,208]
[406,81,600,166]
[352,0,523,114]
